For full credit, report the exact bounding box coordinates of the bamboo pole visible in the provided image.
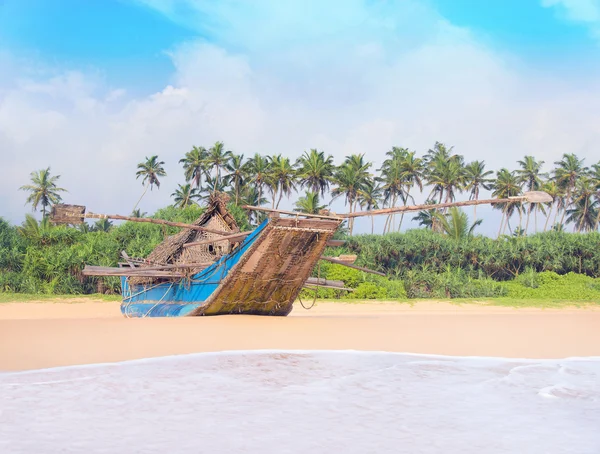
[342,195,534,219]
[320,256,386,276]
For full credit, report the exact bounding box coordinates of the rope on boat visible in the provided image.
[142,282,174,318]
[299,261,320,310]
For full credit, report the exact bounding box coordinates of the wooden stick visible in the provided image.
[325,240,346,247]
[304,284,354,291]
[182,232,251,248]
[342,196,528,219]
[241,205,342,220]
[306,277,345,287]
[82,212,239,235]
[320,256,386,276]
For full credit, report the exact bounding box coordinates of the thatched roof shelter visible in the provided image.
[144,192,239,266]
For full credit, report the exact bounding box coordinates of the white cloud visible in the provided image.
[541,0,600,23]
[2,1,600,235]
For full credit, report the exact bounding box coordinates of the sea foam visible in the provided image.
[1,351,599,453]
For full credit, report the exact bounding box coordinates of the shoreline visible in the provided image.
[1,300,599,371]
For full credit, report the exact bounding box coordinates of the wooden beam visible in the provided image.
[325,240,346,247]
[241,205,342,220]
[320,256,386,276]
[182,232,251,248]
[340,193,551,219]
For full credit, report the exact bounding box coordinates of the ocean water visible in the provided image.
[1,351,599,454]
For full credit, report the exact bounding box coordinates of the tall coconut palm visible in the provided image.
[566,177,598,232]
[516,156,546,233]
[553,153,587,226]
[19,167,67,217]
[134,155,167,210]
[377,148,407,233]
[223,154,246,205]
[357,180,381,234]
[179,146,208,189]
[206,141,232,191]
[268,154,297,209]
[294,191,325,214]
[426,158,465,205]
[331,154,372,235]
[589,162,600,230]
[240,186,268,224]
[295,149,335,197]
[171,183,199,208]
[492,168,521,236]
[397,151,425,231]
[541,180,561,231]
[464,160,493,222]
[246,153,272,207]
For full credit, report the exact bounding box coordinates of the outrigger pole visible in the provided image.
[340,191,553,219]
[50,204,242,237]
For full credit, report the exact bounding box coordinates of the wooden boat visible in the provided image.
[51,191,551,317]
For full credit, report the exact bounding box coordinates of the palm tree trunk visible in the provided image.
[272,187,278,209]
[133,182,150,212]
[560,187,572,226]
[473,187,479,222]
[525,205,531,235]
[276,189,284,209]
[398,186,411,232]
[371,215,374,234]
[498,209,506,238]
[544,204,553,232]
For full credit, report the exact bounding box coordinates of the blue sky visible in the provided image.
[1,0,600,234]
[2,0,598,93]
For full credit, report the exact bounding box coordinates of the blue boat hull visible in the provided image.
[120,216,341,317]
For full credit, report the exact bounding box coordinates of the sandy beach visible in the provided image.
[1,300,599,371]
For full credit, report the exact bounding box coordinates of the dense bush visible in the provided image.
[2,209,600,301]
[343,229,600,280]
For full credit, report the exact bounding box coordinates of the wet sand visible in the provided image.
[1,300,599,371]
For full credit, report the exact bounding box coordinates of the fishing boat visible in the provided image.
[51,191,551,317]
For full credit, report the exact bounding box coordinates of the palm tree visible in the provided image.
[131,209,147,218]
[18,214,53,243]
[589,162,600,230]
[294,191,325,214]
[377,147,407,233]
[331,154,372,235]
[239,186,268,224]
[492,168,521,236]
[171,183,199,208]
[134,155,167,210]
[206,141,232,191]
[541,180,561,231]
[223,154,246,205]
[296,149,335,197]
[426,158,465,205]
[268,154,297,209]
[246,153,272,207]
[433,207,482,241]
[516,156,546,233]
[358,180,381,234]
[412,199,438,229]
[93,218,113,232]
[566,177,598,232]
[464,161,493,222]
[553,153,587,226]
[179,146,208,189]
[19,167,67,217]
[397,151,424,231]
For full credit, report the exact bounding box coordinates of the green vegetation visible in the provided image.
[4,140,600,304]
